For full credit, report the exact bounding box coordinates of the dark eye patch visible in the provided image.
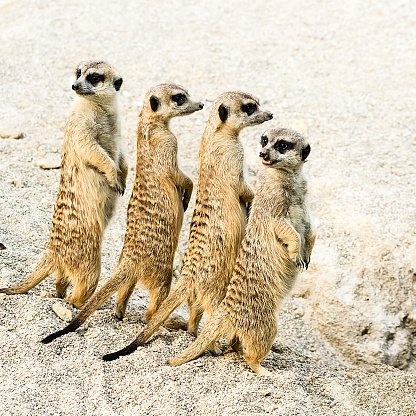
[86,73,105,85]
[260,135,268,147]
[275,140,295,154]
[76,69,81,79]
[172,93,186,106]
[241,102,257,116]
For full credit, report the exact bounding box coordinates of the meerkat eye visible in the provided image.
[76,69,81,79]
[172,94,186,106]
[241,103,257,116]
[275,141,295,153]
[260,135,268,147]
[86,73,105,85]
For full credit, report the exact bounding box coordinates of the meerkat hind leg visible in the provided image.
[145,283,170,322]
[186,302,204,336]
[245,356,272,376]
[115,279,136,320]
[244,348,272,376]
[67,268,100,309]
[230,335,243,353]
[55,269,70,299]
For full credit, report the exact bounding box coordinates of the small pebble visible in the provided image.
[40,224,49,233]
[0,243,6,250]
[10,179,23,188]
[35,159,61,170]
[260,390,271,396]
[0,294,8,300]
[0,130,24,140]
[52,303,72,322]
[87,329,99,339]
[40,291,53,298]
[267,405,278,413]
[0,326,14,331]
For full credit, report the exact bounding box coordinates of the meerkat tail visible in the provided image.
[168,313,227,367]
[41,267,130,344]
[0,256,52,295]
[102,280,188,361]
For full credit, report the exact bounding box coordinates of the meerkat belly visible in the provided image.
[122,176,182,265]
[191,189,246,305]
[47,165,107,264]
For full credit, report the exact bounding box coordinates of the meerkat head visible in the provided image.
[71,61,123,100]
[259,128,311,170]
[212,91,273,132]
[142,83,204,121]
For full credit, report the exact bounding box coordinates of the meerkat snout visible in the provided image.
[259,150,269,160]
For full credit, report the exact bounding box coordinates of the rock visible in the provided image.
[35,158,61,170]
[0,130,24,140]
[40,291,53,298]
[10,179,24,188]
[86,329,99,339]
[0,294,8,301]
[52,303,72,322]
[0,243,6,250]
[299,238,416,370]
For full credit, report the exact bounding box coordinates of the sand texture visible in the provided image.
[1,0,415,415]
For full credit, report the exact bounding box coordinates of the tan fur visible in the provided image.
[41,83,203,344]
[102,91,273,361]
[168,128,316,375]
[0,61,127,307]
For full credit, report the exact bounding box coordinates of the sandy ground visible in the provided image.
[1,0,416,415]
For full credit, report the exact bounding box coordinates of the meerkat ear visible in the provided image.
[114,77,123,91]
[150,95,160,112]
[218,104,228,122]
[301,143,311,161]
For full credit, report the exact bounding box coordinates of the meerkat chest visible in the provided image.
[94,115,120,157]
[285,190,307,236]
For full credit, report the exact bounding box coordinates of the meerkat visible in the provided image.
[0,61,127,308]
[41,83,203,344]
[102,91,273,361]
[165,128,316,375]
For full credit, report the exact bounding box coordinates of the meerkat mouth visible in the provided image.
[261,159,278,166]
[76,91,95,96]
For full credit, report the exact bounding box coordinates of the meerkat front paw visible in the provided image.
[182,190,191,212]
[108,175,125,195]
[288,245,308,270]
[113,183,126,196]
[295,257,308,271]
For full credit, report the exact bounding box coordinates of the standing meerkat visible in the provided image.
[165,128,316,375]
[102,91,273,361]
[42,83,203,344]
[0,61,127,307]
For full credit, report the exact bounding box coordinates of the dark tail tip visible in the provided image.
[102,340,138,362]
[41,326,74,344]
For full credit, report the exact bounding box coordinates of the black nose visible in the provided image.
[199,102,204,109]
[72,84,80,91]
[267,113,273,120]
[259,151,269,160]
